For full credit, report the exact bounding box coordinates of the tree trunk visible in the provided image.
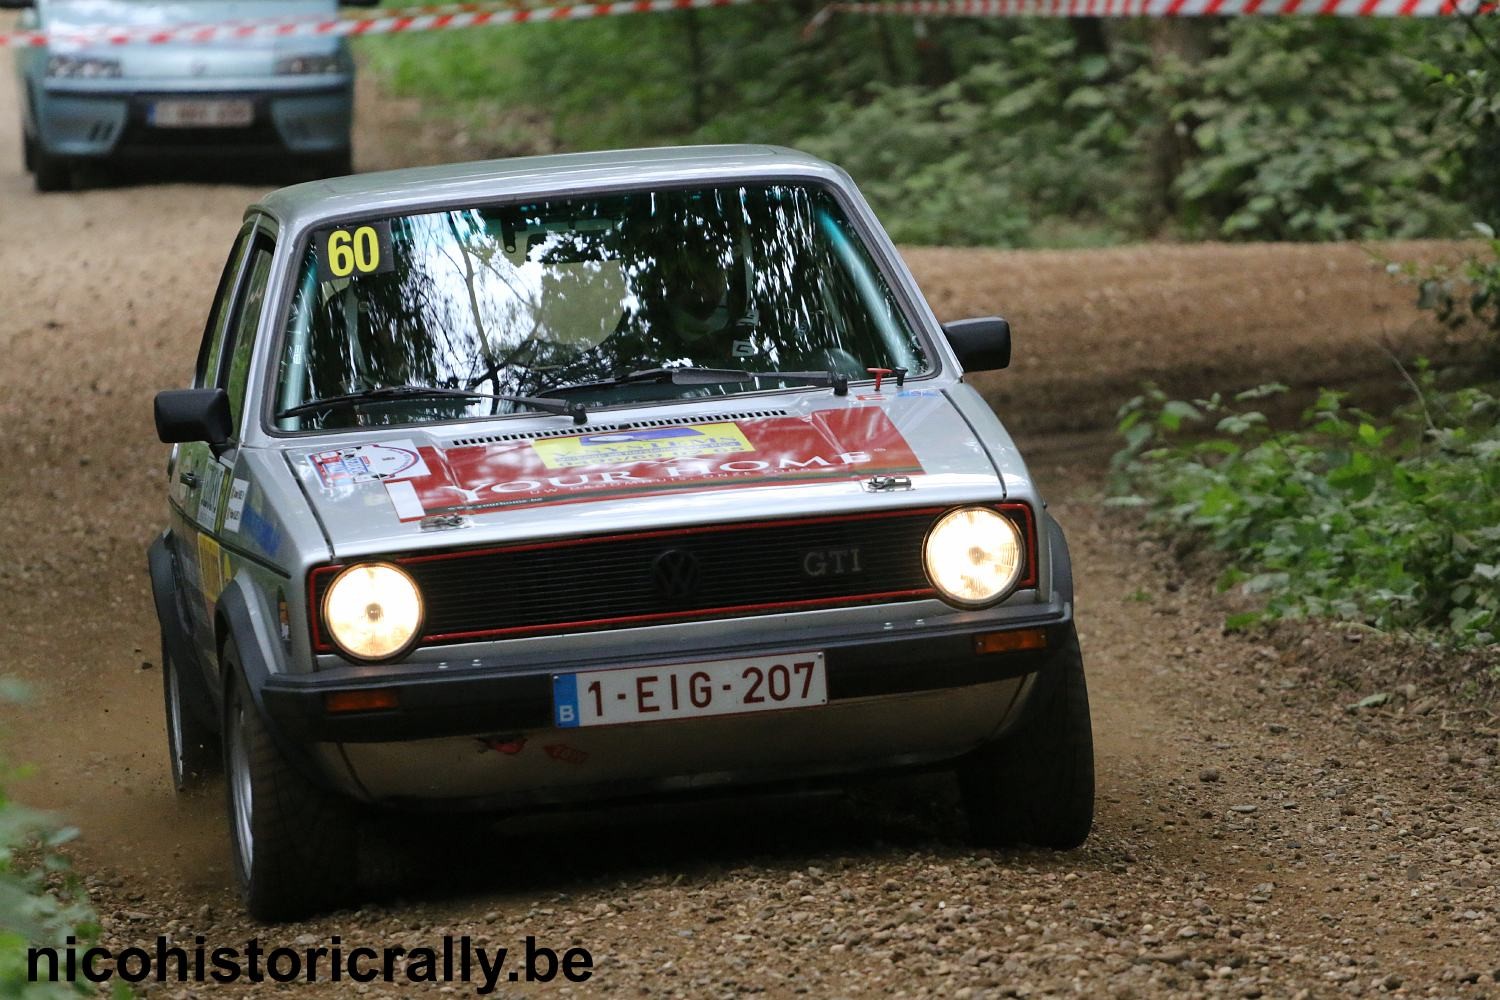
[1069,17,1110,60]
[1144,19,1225,231]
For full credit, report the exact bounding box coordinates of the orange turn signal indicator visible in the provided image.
[973,628,1048,656]
[324,688,400,714]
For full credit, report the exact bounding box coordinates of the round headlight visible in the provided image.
[923,507,1024,607]
[322,563,423,661]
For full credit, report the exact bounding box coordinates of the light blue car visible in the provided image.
[5,0,374,191]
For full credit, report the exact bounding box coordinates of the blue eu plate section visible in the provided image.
[552,673,581,728]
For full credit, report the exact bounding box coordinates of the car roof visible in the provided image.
[250,145,847,235]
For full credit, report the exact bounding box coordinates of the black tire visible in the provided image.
[163,637,219,791]
[23,126,35,173]
[958,623,1094,849]
[222,638,359,921]
[32,148,71,193]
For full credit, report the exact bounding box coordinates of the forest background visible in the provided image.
[363,10,1500,248]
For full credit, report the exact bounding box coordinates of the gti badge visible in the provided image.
[803,547,863,577]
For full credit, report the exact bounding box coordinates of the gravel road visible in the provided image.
[1,48,1496,997]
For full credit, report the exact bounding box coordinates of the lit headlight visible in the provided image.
[275,54,343,75]
[923,507,1024,607]
[46,55,123,79]
[322,563,423,660]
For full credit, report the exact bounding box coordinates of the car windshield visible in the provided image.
[273,183,930,431]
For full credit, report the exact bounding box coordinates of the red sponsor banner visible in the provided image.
[384,407,922,520]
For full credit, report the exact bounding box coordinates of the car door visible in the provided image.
[172,225,276,672]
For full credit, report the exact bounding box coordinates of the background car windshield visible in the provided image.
[274,183,929,431]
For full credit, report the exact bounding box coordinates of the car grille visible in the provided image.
[312,508,957,650]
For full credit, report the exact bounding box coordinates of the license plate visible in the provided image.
[149,99,254,128]
[553,652,827,729]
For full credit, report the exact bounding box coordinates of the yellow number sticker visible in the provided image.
[315,220,393,282]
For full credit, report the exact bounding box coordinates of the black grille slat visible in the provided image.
[402,511,938,640]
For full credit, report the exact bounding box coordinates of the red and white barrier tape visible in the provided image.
[1,0,755,49]
[810,0,1488,18]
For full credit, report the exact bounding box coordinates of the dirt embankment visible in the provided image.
[0,59,1496,997]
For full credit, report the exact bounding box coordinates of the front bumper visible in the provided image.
[33,79,351,158]
[262,608,1072,807]
[265,614,1071,744]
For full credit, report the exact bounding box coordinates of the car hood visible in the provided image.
[45,0,334,29]
[43,0,340,63]
[283,390,1016,560]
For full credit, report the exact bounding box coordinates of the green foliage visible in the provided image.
[798,26,1147,245]
[1388,16,1500,360]
[0,683,98,999]
[360,5,901,151]
[1422,14,1500,222]
[1167,20,1470,240]
[1393,222,1500,353]
[361,14,1490,247]
[1111,371,1500,647]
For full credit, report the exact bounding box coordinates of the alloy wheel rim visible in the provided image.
[227,696,254,875]
[165,656,185,779]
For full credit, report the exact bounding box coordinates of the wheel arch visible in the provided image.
[148,532,209,699]
[1044,510,1074,610]
[215,577,358,796]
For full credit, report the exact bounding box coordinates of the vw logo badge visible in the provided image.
[651,549,701,605]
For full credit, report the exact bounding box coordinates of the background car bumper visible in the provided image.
[33,81,351,158]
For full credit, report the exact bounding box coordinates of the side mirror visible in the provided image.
[942,317,1011,373]
[155,388,233,447]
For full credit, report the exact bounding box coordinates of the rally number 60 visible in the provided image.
[326,226,381,277]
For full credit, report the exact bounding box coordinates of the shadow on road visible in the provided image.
[355,772,977,907]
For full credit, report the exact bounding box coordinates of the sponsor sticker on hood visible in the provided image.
[310,439,430,489]
[532,423,753,468]
[383,407,922,521]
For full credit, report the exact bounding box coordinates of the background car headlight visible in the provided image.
[275,54,343,75]
[923,507,1024,607]
[322,563,423,660]
[46,55,122,79]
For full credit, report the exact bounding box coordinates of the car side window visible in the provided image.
[221,241,275,432]
[195,230,254,389]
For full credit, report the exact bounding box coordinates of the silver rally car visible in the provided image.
[149,145,1094,920]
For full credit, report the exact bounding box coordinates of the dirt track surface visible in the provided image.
[2,56,1498,997]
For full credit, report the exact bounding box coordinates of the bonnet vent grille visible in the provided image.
[445,409,790,448]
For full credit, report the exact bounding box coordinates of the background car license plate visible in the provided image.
[553,652,826,728]
[149,99,254,128]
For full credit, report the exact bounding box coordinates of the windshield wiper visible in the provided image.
[276,385,588,424]
[543,367,851,397]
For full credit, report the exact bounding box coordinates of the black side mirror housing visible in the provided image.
[942,317,1011,373]
[155,388,233,447]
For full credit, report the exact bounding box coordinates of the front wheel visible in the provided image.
[957,623,1094,849]
[222,638,359,921]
